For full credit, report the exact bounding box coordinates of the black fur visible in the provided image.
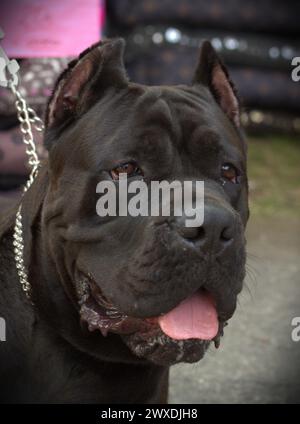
[0,39,248,403]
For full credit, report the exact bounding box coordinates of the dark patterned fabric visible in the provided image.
[125,26,299,72]
[125,44,300,112]
[108,0,300,35]
[0,58,70,121]
[0,58,70,177]
[107,0,300,131]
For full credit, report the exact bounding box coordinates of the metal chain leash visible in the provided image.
[1,27,44,301]
[10,82,43,185]
[9,78,45,301]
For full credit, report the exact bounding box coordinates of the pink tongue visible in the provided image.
[158,291,218,340]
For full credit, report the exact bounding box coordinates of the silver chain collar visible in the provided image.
[10,82,44,302]
[1,30,44,302]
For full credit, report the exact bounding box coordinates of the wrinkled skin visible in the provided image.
[0,39,248,403]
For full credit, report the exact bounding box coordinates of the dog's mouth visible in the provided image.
[76,273,226,365]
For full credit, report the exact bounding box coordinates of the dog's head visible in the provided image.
[41,39,248,366]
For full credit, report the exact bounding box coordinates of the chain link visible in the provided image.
[10,80,45,302]
[9,82,43,184]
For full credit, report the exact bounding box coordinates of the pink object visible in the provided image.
[158,291,219,340]
[1,0,104,58]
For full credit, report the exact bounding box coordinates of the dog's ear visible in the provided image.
[45,38,128,130]
[193,41,240,128]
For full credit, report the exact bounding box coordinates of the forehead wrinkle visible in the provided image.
[133,89,176,141]
[191,126,221,147]
[143,99,174,136]
[161,88,222,157]
[175,86,246,157]
[189,126,223,163]
[165,85,213,111]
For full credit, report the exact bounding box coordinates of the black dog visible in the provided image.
[0,39,248,403]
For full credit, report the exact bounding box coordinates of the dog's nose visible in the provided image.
[176,204,235,255]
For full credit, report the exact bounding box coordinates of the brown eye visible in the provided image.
[110,162,143,180]
[221,163,240,184]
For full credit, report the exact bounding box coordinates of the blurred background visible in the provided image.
[0,0,299,403]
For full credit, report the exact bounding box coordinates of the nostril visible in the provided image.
[178,226,199,240]
[220,227,234,243]
[178,225,206,241]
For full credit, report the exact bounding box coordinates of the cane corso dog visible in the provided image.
[0,39,248,403]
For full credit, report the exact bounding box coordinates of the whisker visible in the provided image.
[246,250,263,265]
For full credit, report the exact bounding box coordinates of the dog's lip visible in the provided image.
[123,332,211,365]
[86,276,117,311]
[76,271,128,336]
[76,271,226,349]
[76,271,159,337]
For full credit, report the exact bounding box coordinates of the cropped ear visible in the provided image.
[193,41,240,128]
[45,38,128,130]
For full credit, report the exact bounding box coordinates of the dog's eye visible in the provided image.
[221,163,240,184]
[110,162,143,180]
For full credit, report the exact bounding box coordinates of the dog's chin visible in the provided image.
[121,329,210,366]
[75,273,223,366]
